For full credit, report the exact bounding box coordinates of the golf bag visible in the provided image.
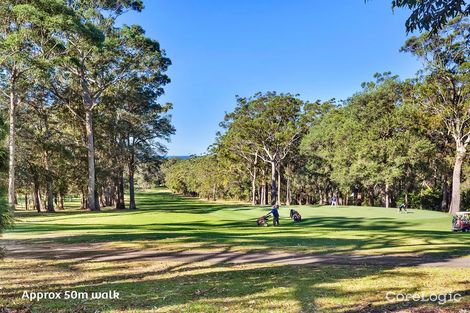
[290,209,302,222]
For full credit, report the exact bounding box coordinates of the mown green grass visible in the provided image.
[1,188,469,313]
[6,188,470,256]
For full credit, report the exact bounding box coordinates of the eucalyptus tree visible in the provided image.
[0,0,86,207]
[20,93,56,212]
[222,93,307,204]
[302,74,433,207]
[100,90,173,209]
[217,139,260,204]
[401,16,470,213]
[301,104,350,203]
[216,125,260,205]
[14,84,77,212]
[106,26,173,209]
[50,2,173,211]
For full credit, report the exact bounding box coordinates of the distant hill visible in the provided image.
[165,155,191,160]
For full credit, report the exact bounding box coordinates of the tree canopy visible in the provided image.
[391,0,469,32]
[0,0,174,212]
[163,17,469,213]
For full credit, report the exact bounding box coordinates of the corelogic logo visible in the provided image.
[385,292,462,305]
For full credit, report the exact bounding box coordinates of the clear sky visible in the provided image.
[118,0,421,156]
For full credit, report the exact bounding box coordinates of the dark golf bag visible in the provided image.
[290,209,302,222]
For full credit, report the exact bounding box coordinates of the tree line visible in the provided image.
[0,0,468,218]
[0,0,174,212]
[163,17,469,214]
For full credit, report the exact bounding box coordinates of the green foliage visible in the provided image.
[410,187,442,211]
[401,16,469,213]
[391,0,469,32]
[301,73,435,206]
[162,156,233,200]
[0,117,11,257]
[0,188,12,230]
[0,0,174,212]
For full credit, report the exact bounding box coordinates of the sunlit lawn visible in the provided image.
[7,188,470,256]
[1,188,469,312]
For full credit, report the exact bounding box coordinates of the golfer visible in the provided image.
[331,195,337,206]
[271,204,280,226]
[399,203,407,212]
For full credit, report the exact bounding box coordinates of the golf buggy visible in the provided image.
[452,212,470,232]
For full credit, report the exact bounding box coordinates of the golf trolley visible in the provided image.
[257,214,270,226]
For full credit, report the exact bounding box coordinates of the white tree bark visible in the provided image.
[449,145,465,214]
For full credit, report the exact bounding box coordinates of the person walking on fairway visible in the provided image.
[271,204,280,226]
[331,195,337,206]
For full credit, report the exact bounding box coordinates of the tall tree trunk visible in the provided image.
[104,187,109,207]
[44,151,55,213]
[260,183,266,205]
[260,168,267,205]
[116,170,126,210]
[120,171,126,209]
[80,188,86,210]
[113,182,120,209]
[286,176,291,205]
[8,88,17,207]
[99,189,105,208]
[265,182,269,205]
[129,156,136,210]
[440,176,449,211]
[33,175,41,212]
[270,162,277,205]
[105,186,113,207]
[46,180,54,212]
[85,108,98,211]
[259,185,263,205]
[277,165,281,204]
[251,153,258,205]
[258,185,262,205]
[368,187,374,206]
[251,167,257,205]
[449,147,465,214]
[24,194,28,211]
[58,193,64,210]
[385,183,390,208]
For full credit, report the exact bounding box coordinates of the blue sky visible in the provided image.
[118,0,421,156]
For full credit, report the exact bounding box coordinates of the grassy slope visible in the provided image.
[1,188,469,313]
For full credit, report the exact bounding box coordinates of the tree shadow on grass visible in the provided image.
[5,213,470,260]
[4,190,470,312]
[1,257,469,313]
